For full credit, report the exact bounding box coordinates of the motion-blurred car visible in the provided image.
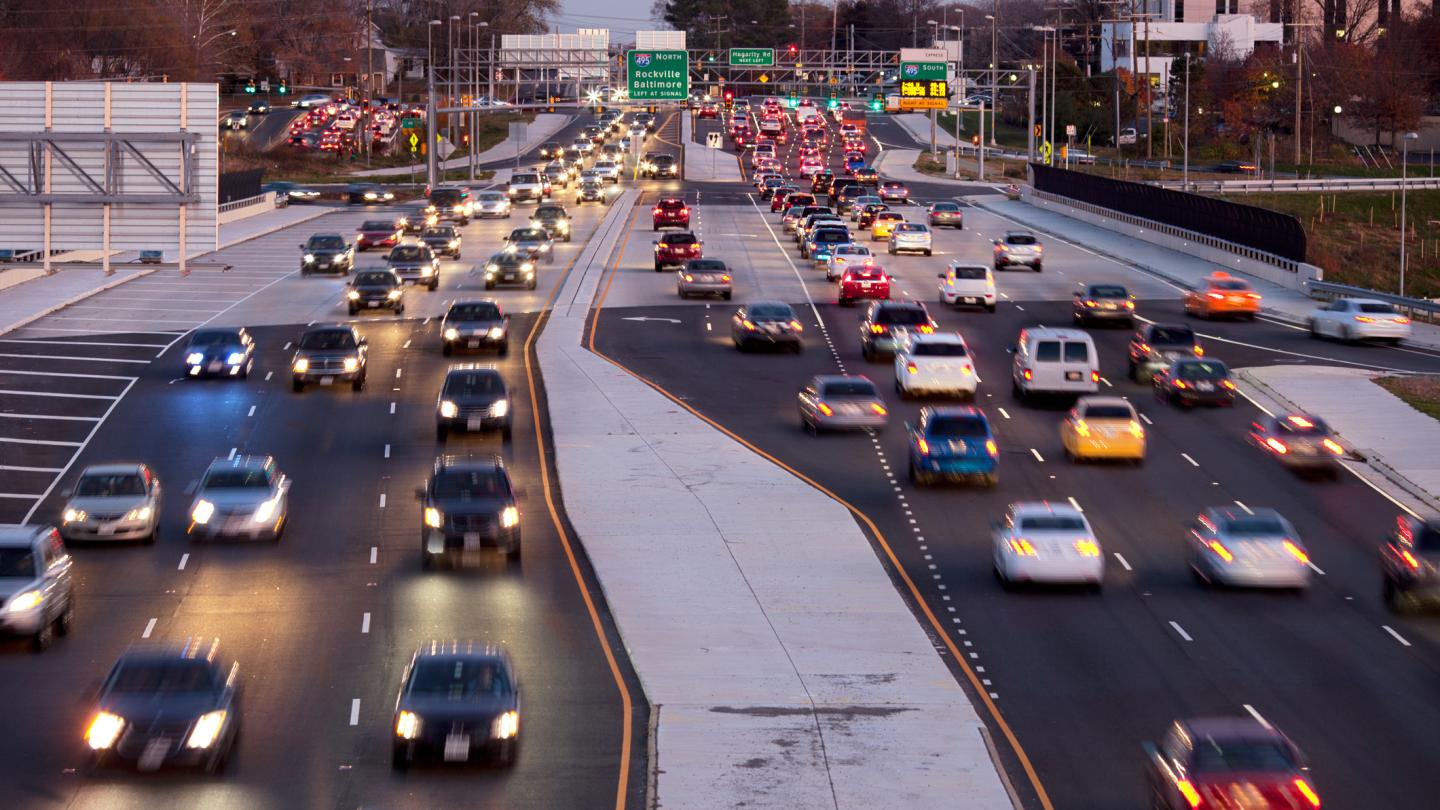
[1247,413,1349,478]
[1382,514,1440,612]
[856,202,890,229]
[937,264,997,312]
[222,111,249,130]
[481,252,537,290]
[677,258,732,300]
[870,211,904,241]
[850,167,879,186]
[848,195,881,220]
[723,294,803,351]
[992,502,1103,589]
[436,366,512,441]
[292,92,331,108]
[653,231,702,272]
[888,223,933,256]
[1072,283,1135,326]
[418,456,521,565]
[894,332,977,399]
[1154,358,1236,408]
[291,324,368,392]
[906,406,998,486]
[263,181,321,204]
[575,179,608,205]
[183,327,255,379]
[538,140,563,159]
[392,642,521,769]
[529,203,572,242]
[1127,323,1202,382]
[420,225,462,259]
[860,300,935,360]
[927,201,964,229]
[0,525,74,651]
[442,299,509,356]
[60,464,161,543]
[698,102,719,118]
[649,154,679,178]
[839,265,891,307]
[798,375,888,433]
[1212,159,1259,174]
[1142,718,1320,810]
[187,455,290,541]
[346,269,406,315]
[299,233,353,276]
[506,172,547,204]
[770,187,801,212]
[592,159,622,183]
[474,191,513,218]
[1184,271,1260,320]
[1187,507,1311,589]
[424,186,472,225]
[504,227,555,264]
[1307,297,1411,343]
[355,219,402,251]
[993,231,1043,272]
[1060,396,1145,463]
[652,197,691,230]
[825,244,874,281]
[247,100,270,115]
[385,243,440,290]
[543,162,570,190]
[84,641,239,772]
[346,183,394,205]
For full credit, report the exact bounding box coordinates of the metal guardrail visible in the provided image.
[1156,177,1440,194]
[218,193,270,213]
[1303,279,1440,323]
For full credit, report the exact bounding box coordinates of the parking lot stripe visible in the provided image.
[0,352,149,365]
[0,465,65,473]
[0,413,101,421]
[0,437,83,447]
[0,493,41,499]
[20,378,136,524]
[0,389,117,400]
[0,369,138,381]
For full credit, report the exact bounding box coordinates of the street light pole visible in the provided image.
[990,2,999,144]
[427,19,442,189]
[1401,131,1419,296]
[1182,52,1190,187]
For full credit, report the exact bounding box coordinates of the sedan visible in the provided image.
[888,223,932,256]
[84,642,239,772]
[677,258,732,300]
[355,219,403,252]
[870,212,904,241]
[1308,297,1412,343]
[182,327,255,379]
[894,332,977,399]
[263,181,321,204]
[825,244,874,281]
[838,266,891,306]
[1060,396,1146,463]
[1247,412,1350,478]
[442,299,509,356]
[1143,718,1320,810]
[906,406,998,486]
[420,225,462,259]
[299,233,353,276]
[187,455,290,541]
[1381,514,1440,612]
[927,201,964,229]
[1072,283,1135,326]
[878,181,910,203]
[59,463,161,543]
[474,191,513,219]
[993,231,1043,271]
[392,642,521,769]
[798,375,888,433]
[992,502,1103,590]
[481,252,537,290]
[732,301,803,352]
[291,324,368,392]
[1188,506,1311,590]
[1154,358,1236,408]
[504,227,555,263]
[436,366,512,441]
[347,269,406,315]
[346,183,395,205]
[418,456,521,565]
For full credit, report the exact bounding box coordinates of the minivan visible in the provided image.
[938,264,996,312]
[1011,327,1099,400]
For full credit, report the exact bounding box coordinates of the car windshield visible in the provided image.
[76,474,146,497]
[389,247,426,261]
[948,266,987,280]
[653,156,675,165]
[361,221,394,231]
[306,236,345,250]
[109,661,219,696]
[688,260,726,271]
[1213,280,1250,291]
[432,470,508,499]
[1222,516,1288,535]
[895,224,927,233]
[1150,327,1196,346]
[536,206,565,218]
[1088,285,1127,298]
[1177,361,1227,379]
[408,659,510,699]
[932,203,960,212]
[1083,405,1134,420]
[189,330,240,346]
[837,246,870,257]
[445,372,505,397]
[299,331,356,350]
[1191,739,1296,774]
[477,192,505,202]
[876,308,929,326]
[451,303,501,321]
[815,231,849,243]
[429,189,465,204]
[0,548,36,578]
[1358,302,1396,314]
[659,200,685,210]
[356,272,395,285]
[1006,234,1038,245]
[204,468,271,489]
[748,304,794,320]
[661,234,697,245]
[822,381,877,398]
[1277,415,1329,435]
[509,230,546,242]
[512,174,541,184]
[423,228,456,238]
[1019,516,1087,531]
[928,416,987,438]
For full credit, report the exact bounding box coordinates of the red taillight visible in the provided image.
[1221,379,1236,390]
[985,439,998,457]
[1173,379,1188,389]
[917,438,930,454]
[1321,438,1343,455]
[1354,315,1376,323]
[817,402,834,416]
[870,403,887,415]
[721,274,732,282]
[1246,292,1261,299]
[1125,301,1136,309]
[1400,547,1421,569]
[1395,316,1412,324]
[869,324,886,334]
[906,362,918,374]
[1090,370,1100,382]
[742,319,757,331]
[652,208,662,214]
[1176,779,1202,809]
[691,243,701,250]
[1265,437,1289,454]
[1293,778,1321,808]
[1023,369,1033,381]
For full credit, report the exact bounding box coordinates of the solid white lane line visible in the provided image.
[1243,704,1273,729]
[0,493,40,499]
[1307,561,1326,575]
[1139,413,1153,425]
[1168,621,1194,641]
[379,493,387,508]
[402,340,412,349]
[265,371,274,381]
[0,412,100,421]
[390,402,396,414]
[283,342,292,350]
[1067,496,1084,512]
[998,407,1011,419]
[1382,625,1412,647]
[1100,376,1113,387]
[1113,553,1133,571]
[361,613,371,634]
[247,405,256,417]
[395,368,402,379]
[349,699,361,725]
[1234,500,1253,514]
[383,444,391,459]
[369,546,378,564]
[142,618,157,639]
[178,553,189,571]
[1030,448,1045,462]
[1181,452,1199,466]
[227,447,237,459]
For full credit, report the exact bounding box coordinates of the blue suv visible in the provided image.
[907,406,999,487]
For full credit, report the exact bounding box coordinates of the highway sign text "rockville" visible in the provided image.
[627,51,689,101]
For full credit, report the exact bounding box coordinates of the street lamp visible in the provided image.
[1400,131,1420,297]
[985,12,998,144]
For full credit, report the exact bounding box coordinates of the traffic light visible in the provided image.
[870,92,883,111]
[827,94,839,110]
[244,80,256,94]
[787,44,798,56]
[971,134,981,146]
[723,90,734,109]
[277,81,288,95]
[462,132,470,146]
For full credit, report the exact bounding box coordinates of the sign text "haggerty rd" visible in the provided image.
[627,50,689,101]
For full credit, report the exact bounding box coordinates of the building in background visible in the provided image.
[1100,7,1282,93]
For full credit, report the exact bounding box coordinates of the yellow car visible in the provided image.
[1060,396,1146,463]
[871,212,905,241]
[1183,271,1261,320]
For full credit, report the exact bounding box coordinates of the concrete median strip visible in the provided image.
[540,192,1014,808]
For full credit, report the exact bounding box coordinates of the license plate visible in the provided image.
[464,532,481,550]
[368,301,380,307]
[318,263,330,269]
[860,281,872,287]
[962,297,978,304]
[208,361,222,372]
[97,524,116,536]
[467,339,480,348]
[138,738,169,771]
[444,734,470,762]
[467,416,483,431]
[503,274,515,281]
[319,376,335,386]
[1065,371,1082,381]
[1197,381,1215,391]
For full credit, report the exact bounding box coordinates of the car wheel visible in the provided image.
[292,380,304,393]
[654,262,663,273]
[1342,325,1354,343]
[498,342,509,357]
[507,543,522,561]
[442,343,453,356]
[437,426,447,442]
[392,744,410,770]
[677,289,688,300]
[485,280,495,290]
[526,278,537,290]
[56,598,75,636]
[924,249,932,256]
[1034,263,1042,273]
[429,281,438,291]
[348,306,358,316]
[995,566,1016,591]
[985,303,996,313]
[352,375,365,392]
[31,619,54,653]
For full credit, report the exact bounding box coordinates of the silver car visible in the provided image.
[0,524,75,651]
[385,244,441,291]
[474,191,513,219]
[677,259,732,300]
[60,463,162,543]
[1187,507,1311,590]
[504,227,555,264]
[888,223,933,256]
[825,244,874,281]
[798,375,888,434]
[188,456,291,542]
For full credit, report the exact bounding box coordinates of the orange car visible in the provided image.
[1184,271,1261,320]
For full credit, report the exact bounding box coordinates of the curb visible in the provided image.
[217,205,334,251]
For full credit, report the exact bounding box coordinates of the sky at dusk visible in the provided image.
[552,1,662,40]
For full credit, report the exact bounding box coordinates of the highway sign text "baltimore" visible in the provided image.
[627,50,690,101]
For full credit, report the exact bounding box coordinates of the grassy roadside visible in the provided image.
[1375,376,1440,422]
[911,151,1027,182]
[934,112,1029,150]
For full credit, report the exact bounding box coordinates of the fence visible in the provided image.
[218,169,264,204]
[1156,177,1440,194]
[1032,164,1307,262]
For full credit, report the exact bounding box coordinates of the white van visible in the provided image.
[938,263,997,312]
[1011,327,1099,400]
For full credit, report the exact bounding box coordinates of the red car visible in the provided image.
[652,198,691,230]
[770,188,800,212]
[1143,717,1320,810]
[654,231,702,272]
[838,266,891,306]
[844,138,867,154]
[355,219,402,251]
[698,103,719,119]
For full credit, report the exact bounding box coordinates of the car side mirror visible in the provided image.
[297,244,304,249]
[1006,345,1016,354]
[652,240,659,246]
[59,488,73,498]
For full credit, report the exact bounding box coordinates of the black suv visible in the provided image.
[860,301,937,361]
[529,204,572,242]
[1381,515,1440,613]
[436,366,512,441]
[391,643,520,769]
[291,324,368,392]
[649,154,678,178]
[442,299,509,356]
[481,252,537,290]
[420,225,462,259]
[417,456,521,566]
[346,269,406,315]
[1153,358,1236,408]
[1127,323,1201,382]
[299,233,353,276]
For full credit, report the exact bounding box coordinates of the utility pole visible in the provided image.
[1182,52,1190,186]
[427,19,441,189]
[365,0,373,167]
[990,0,999,144]
[1286,20,1317,167]
[1401,132,1419,296]
[1027,67,1036,161]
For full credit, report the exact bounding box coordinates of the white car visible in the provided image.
[993,502,1104,590]
[334,114,357,131]
[938,263,997,312]
[292,93,332,109]
[894,332,978,399]
[592,160,622,183]
[888,223,933,256]
[572,138,595,154]
[826,244,874,281]
[1307,298,1412,344]
[59,463,162,543]
[474,191,512,219]
[1187,506,1311,590]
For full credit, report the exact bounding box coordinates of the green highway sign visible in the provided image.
[627,50,689,101]
[729,48,774,67]
[400,117,421,130]
[899,61,948,110]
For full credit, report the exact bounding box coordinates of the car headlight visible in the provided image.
[500,505,519,528]
[423,507,443,528]
[364,192,378,200]
[186,352,204,365]
[388,289,403,299]
[191,499,215,525]
[420,266,434,276]
[63,507,87,524]
[521,263,534,274]
[443,327,460,341]
[125,506,152,522]
[492,400,509,418]
[488,326,504,339]
[343,357,359,372]
[384,192,395,200]
[6,589,42,612]
[186,710,227,749]
[227,352,245,365]
[397,217,409,227]
[492,710,519,740]
[448,240,459,248]
[253,497,280,524]
[439,400,458,418]
[557,221,569,231]
[86,711,125,750]
[452,204,462,212]
[293,357,309,373]
[538,244,549,252]
[347,290,361,300]
[303,253,315,263]
[396,710,421,740]
[486,263,498,273]
[507,188,517,195]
